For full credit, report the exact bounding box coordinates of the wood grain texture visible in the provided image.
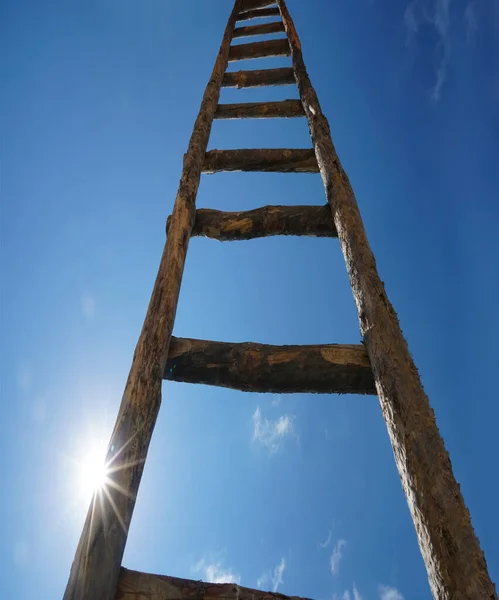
[277,1,498,598]
[163,337,376,395]
[62,3,243,600]
[229,38,290,61]
[239,0,277,13]
[182,204,337,241]
[215,99,304,119]
[233,21,285,38]
[222,67,295,88]
[203,148,319,173]
[237,6,280,20]
[116,568,312,600]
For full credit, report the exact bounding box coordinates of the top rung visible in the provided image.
[237,7,280,22]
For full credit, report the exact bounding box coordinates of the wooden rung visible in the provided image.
[229,38,290,62]
[237,6,280,21]
[233,21,285,38]
[164,337,375,395]
[203,148,319,173]
[215,99,304,119]
[222,67,295,88]
[239,0,277,13]
[174,205,337,241]
[117,568,313,600]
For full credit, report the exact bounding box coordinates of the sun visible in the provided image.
[77,445,109,499]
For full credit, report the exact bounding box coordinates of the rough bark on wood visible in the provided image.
[237,6,280,20]
[203,148,319,173]
[239,0,277,13]
[278,1,498,598]
[116,568,313,600]
[164,337,376,395]
[180,204,337,241]
[233,21,285,38]
[222,67,295,88]
[215,99,304,119]
[229,38,290,62]
[62,3,243,600]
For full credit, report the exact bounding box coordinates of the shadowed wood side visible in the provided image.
[215,99,304,119]
[181,204,337,241]
[116,568,313,600]
[62,2,244,600]
[222,67,295,88]
[164,337,376,395]
[203,149,319,173]
[239,0,276,13]
[229,38,290,61]
[237,6,280,20]
[233,21,285,38]
[278,0,498,598]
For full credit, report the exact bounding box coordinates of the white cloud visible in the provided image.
[464,2,478,43]
[379,585,405,600]
[320,529,332,548]
[334,584,362,600]
[353,584,363,600]
[82,293,96,320]
[252,406,295,453]
[257,573,269,589]
[330,539,347,576]
[272,558,286,592]
[193,559,240,584]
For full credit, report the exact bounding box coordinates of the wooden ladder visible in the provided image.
[63,2,497,599]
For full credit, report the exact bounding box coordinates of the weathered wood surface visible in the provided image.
[164,337,376,395]
[62,3,243,600]
[116,568,312,600]
[233,21,285,38]
[203,148,319,173]
[237,6,280,20]
[183,204,337,241]
[277,1,498,598]
[239,0,277,13]
[215,99,304,119]
[229,38,290,62]
[222,67,295,88]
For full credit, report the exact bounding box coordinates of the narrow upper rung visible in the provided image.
[215,99,304,119]
[202,149,319,173]
[237,6,280,21]
[229,38,290,62]
[233,21,285,38]
[222,67,295,88]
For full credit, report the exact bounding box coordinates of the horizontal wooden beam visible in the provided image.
[229,38,290,61]
[202,148,319,173]
[222,67,295,88]
[164,337,376,395]
[233,21,285,38]
[237,6,280,21]
[239,0,277,13]
[215,99,304,119]
[184,205,337,241]
[116,568,313,600]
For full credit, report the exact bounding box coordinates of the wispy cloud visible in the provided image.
[257,557,286,592]
[193,559,240,584]
[330,539,347,576]
[353,584,363,600]
[464,2,478,43]
[379,585,404,600]
[272,558,286,592]
[403,0,455,101]
[320,529,332,548]
[82,293,96,320]
[252,406,295,453]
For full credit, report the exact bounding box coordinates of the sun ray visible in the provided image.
[102,484,128,536]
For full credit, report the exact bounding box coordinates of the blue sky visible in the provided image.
[1,1,498,599]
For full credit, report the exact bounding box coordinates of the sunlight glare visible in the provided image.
[77,444,109,499]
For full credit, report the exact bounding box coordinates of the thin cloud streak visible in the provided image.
[330,539,347,576]
[252,406,295,453]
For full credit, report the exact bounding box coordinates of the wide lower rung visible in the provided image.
[222,67,295,88]
[202,148,319,173]
[237,6,280,21]
[233,21,285,38]
[215,99,304,119]
[164,337,376,395]
[229,38,290,62]
[166,204,336,241]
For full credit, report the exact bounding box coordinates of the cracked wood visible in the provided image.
[203,148,319,173]
[222,67,295,88]
[229,38,290,62]
[215,99,304,119]
[233,21,285,38]
[278,0,498,598]
[237,6,280,20]
[164,337,376,395]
